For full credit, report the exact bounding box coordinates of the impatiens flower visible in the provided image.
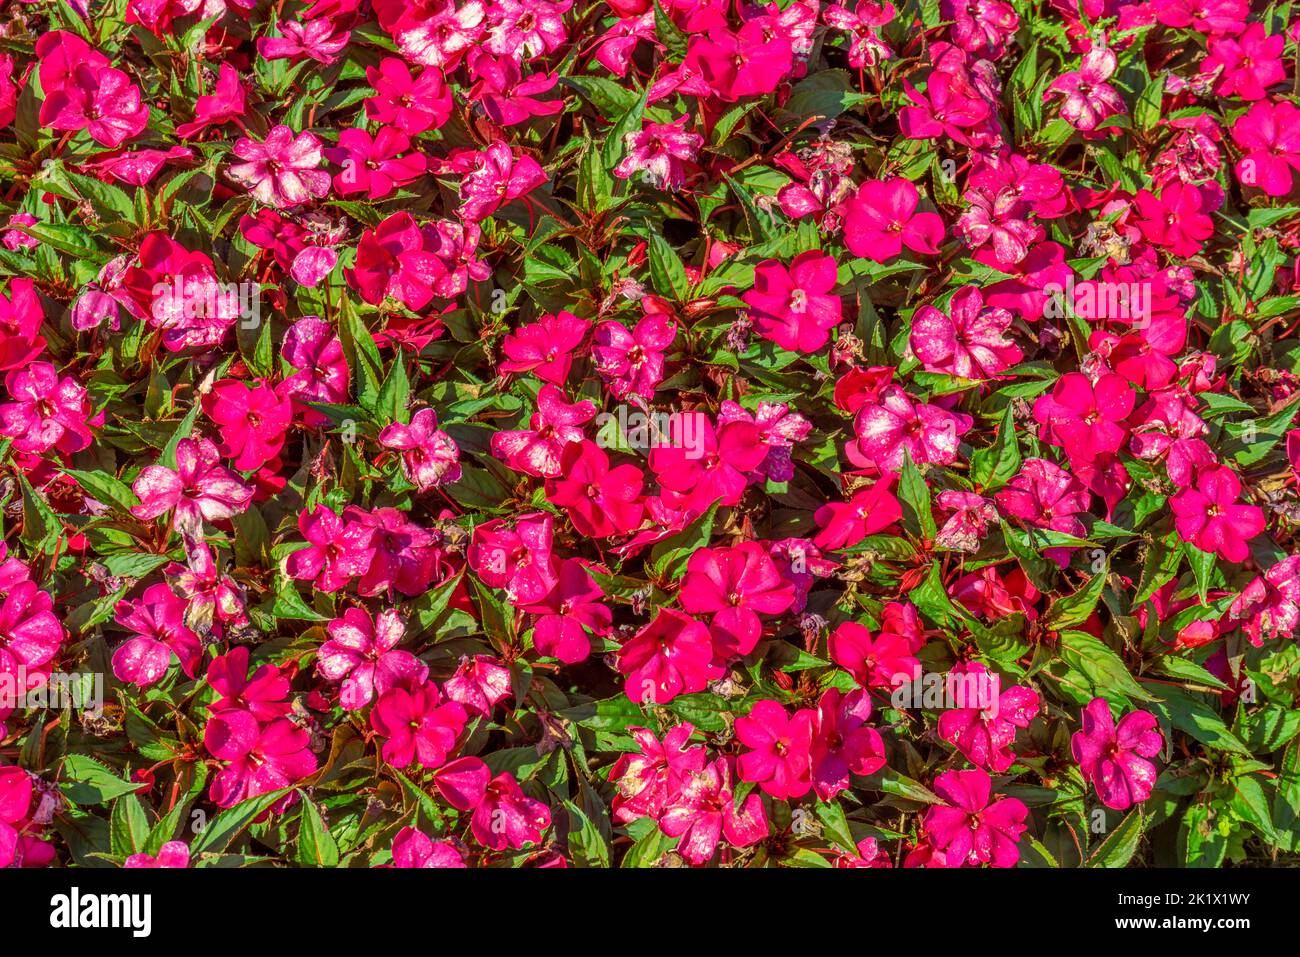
[1132,183,1217,258]
[365,58,454,135]
[813,476,903,550]
[658,756,768,865]
[823,1,895,67]
[484,0,570,57]
[1170,464,1264,562]
[681,25,794,103]
[0,766,33,868]
[679,542,796,657]
[201,379,292,472]
[176,62,247,138]
[317,608,428,710]
[937,662,1039,771]
[490,385,595,478]
[647,412,769,514]
[257,18,351,64]
[1048,44,1125,132]
[898,70,990,144]
[0,362,93,456]
[450,141,547,222]
[521,558,611,663]
[286,505,377,593]
[111,584,202,687]
[390,828,465,868]
[0,279,45,371]
[1032,373,1135,464]
[935,490,998,553]
[350,211,444,310]
[843,178,945,262]
[1203,23,1285,100]
[125,841,190,868]
[614,117,703,191]
[921,769,1028,867]
[545,441,645,538]
[207,646,292,722]
[205,710,318,809]
[444,654,513,717]
[1231,99,1300,196]
[228,126,331,208]
[1071,697,1163,810]
[611,723,706,824]
[468,52,563,126]
[616,607,722,704]
[278,316,349,423]
[37,32,149,148]
[849,385,973,470]
[327,127,426,200]
[830,611,921,689]
[0,582,65,690]
[467,512,559,603]
[742,252,843,354]
[910,285,1022,379]
[498,311,591,385]
[736,699,815,800]
[379,409,462,490]
[371,681,468,770]
[130,437,253,537]
[810,687,886,800]
[591,311,676,401]
[466,771,552,851]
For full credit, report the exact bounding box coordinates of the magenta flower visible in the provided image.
[521,558,611,664]
[467,52,563,127]
[490,384,595,478]
[1032,373,1135,464]
[1047,44,1126,132]
[813,477,903,550]
[278,317,349,424]
[1132,183,1216,258]
[201,379,292,472]
[207,646,291,722]
[646,412,769,514]
[616,607,722,705]
[467,512,559,604]
[379,408,462,490]
[257,18,351,64]
[350,211,445,310]
[125,841,190,868]
[1231,99,1300,197]
[175,62,247,138]
[658,756,768,865]
[0,766,33,868]
[444,654,513,718]
[498,310,591,386]
[286,505,377,593]
[38,33,148,148]
[1071,697,1163,810]
[228,125,331,208]
[810,687,886,801]
[934,490,998,553]
[1204,23,1285,101]
[390,828,465,868]
[850,384,973,470]
[545,440,646,538]
[467,771,552,851]
[735,699,815,800]
[843,178,945,263]
[823,1,895,67]
[130,437,254,537]
[317,607,428,711]
[111,583,202,687]
[0,581,65,686]
[591,311,676,401]
[327,126,426,200]
[364,58,454,135]
[830,614,920,689]
[742,252,843,354]
[1170,464,1264,562]
[0,362,93,456]
[205,710,318,809]
[937,662,1040,772]
[613,117,703,191]
[922,769,1028,867]
[679,542,796,657]
[371,681,468,770]
[610,723,706,824]
[451,141,547,222]
[910,285,1022,379]
[0,279,45,371]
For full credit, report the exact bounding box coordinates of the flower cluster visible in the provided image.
[0,0,1296,870]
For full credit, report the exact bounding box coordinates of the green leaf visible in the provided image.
[338,297,383,412]
[60,755,140,806]
[1142,682,1252,756]
[565,799,611,867]
[1087,809,1143,867]
[649,502,720,580]
[190,788,294,854]
[646,231,691,301]
[970,404,1021,489]
[64,468,139,514]
[295,795,341,867]
[897,452,936,539]
[1043,565,1108,629]
[109,794,151,857]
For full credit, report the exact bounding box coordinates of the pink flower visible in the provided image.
[823,1,895,67]
[1071,697,1163,810]
[849,385,973,470]
[922,768,1028,867]
[371,681,468,770]
[376,0,486,69]
[1048,44,1125,132]
[1032,373,1135,464]
[37,32,148,148]
[448,141,547,223]
[614,117,703,191]
[444,654,513,717]
[996,458,1090,562]
[176,63,247,138]
[1230,555,1300,646]
[207,646,291,722]
[679,542,796,658]
[521,558,611,663]
[350,212,445,310]
[0,582,65,690]
[658,756,768,865]
[484,0,570,56]
[228,126,331,209]
[0,279,45,371]
[830,608,921,689]
[379,409,462,490]
[466,771,552,851]
[910,285,1021,379]
[1133,183,1217,258]
[810,687,886,800]
[490,384,595,478]
[257,18,350,64]
[899,70,990,144]
[1231,99,1300,196]
[201,379,292,472]
[937,662,1040,771]
[934,490,997,553]
[0,766,34,868]
[130,437,253,537]
[390,827,465,868]
[327,127,426,200]
[682,25,793,103]
[736,699,815,800]
[205,711,318,809]
[318,607,428,711]
[124,841,190,868]
[1170,464,1264,562]
[111,584,202,687]
[348,506,449,598]
[647,412,769,514]
[592,311,676,401]
[286,505,377,593]
[843,178,945,262]
[812,477,903,550]
[365,58,454,135]
[277,316,349,424]
[467,512,559,604]
[1203,23,1285,101]
[0,362,93,456]
[616,607,722,704]
[610,723,706,824]
[498,310,590,385]
[941,0,1017,58]
[545,441,645,538]
[467,51,562,126]
[742,252,842,354]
